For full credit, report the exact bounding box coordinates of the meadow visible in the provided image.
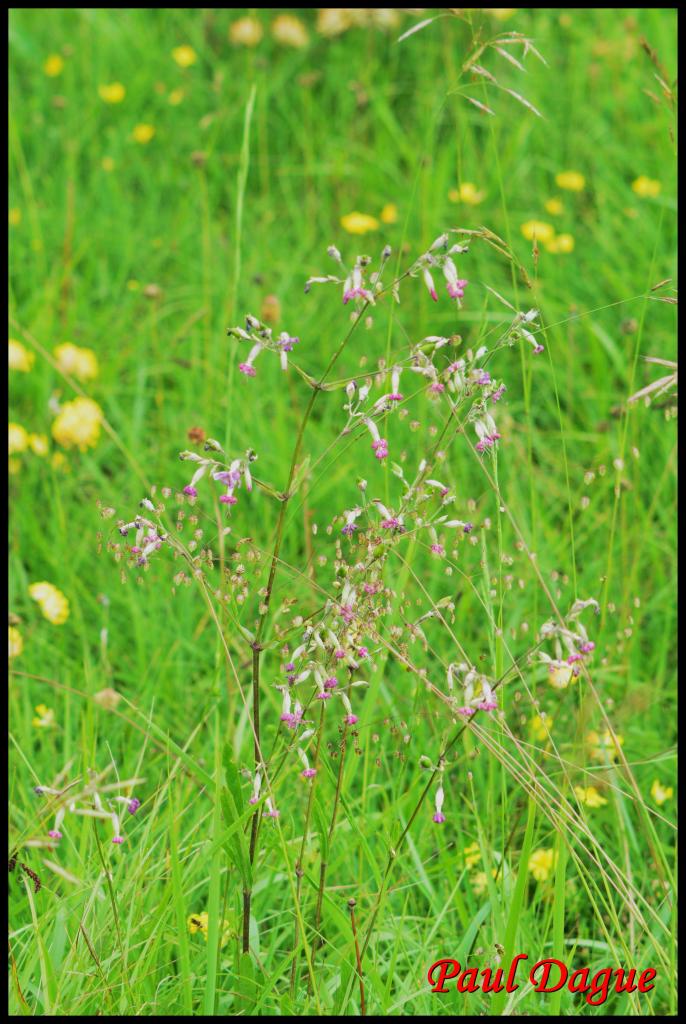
[8,7,677,1017]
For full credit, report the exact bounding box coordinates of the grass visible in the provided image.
[8,7,677,1017]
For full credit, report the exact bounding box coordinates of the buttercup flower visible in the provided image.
[555,170,585,191]
[632,175,661,198]
[463,842,481,868]
[54,342,99,381]
[271,14,309,47]
[229,16,263,46]
[188,911,232,946]
[380,202,398,224]
[32,703,57,729]
[9,339,34,372]
[531,713,553,741]
[574,785,608,808]
[168,88,184,106]
[44,54,64,77]
[528,847,557,881]
[29,582,70,625]
[587,729,624,763]
[650,779,673,806]
[544,197,564,216]
[340,211,379,235]
[520,220,555,244]
[98,82,126,104]
[448,182,485,205]
[29,433,49,457]
[545,233,575,254]
[51,397,103,451]
[132,123,155,144]
[9,625,23,660]
[9,423,29,455]
[172,45,197,67]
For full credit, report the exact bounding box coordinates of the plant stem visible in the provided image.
[311,722,348,967]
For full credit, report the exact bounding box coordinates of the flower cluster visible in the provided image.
[29,581,70,625]
[227,314,301,377]
[537,598,599,687]
[51,396,103,451]
[33,766,143,847]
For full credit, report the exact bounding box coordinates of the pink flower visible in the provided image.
[301,768,317,779]
[432,812,446,824]
[112,836,124,845]
[183,485,198,497]
[239,362,257,377]
[344,714,358,726]
[48,829,62,841]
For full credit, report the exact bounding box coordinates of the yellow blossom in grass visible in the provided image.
[489,9,517,20]
[341,211,379,235]
[9,208,22,226]
[44,53,64,77]
[547,663,574,689]
[172,45,197,68]
[463,842,481,869]
[528,848,557,882]
[520,220,555,245]
[51,396,103,452]
[632,175,661,198]
[29,433,49,457]
[555,170,585,192]
[9,339,35,372]
[380,202,398,224]
[132,123,155,144]
[9,423,29,455]
[587,729,624,764]
[650,779,673,806]
[54,342,99,382]
[574,785,608,808]
[187,911,231,946]
[168,88,185,106]
[29,582,70,625]
[9,626,23,660]
[98,82,126,104]
[9,457,21,475]
[32,703,57,729]
[471,866,498,895]
[544,197,564,216]
[101,156,115,172]
[229,16,263,47]
[449,182,486,206]
[51,451,69,472]
[531,713,553,742]
[271,14,309,48]
[316,9,355,36]
[545,233,575,255]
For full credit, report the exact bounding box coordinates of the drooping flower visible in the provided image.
[555,170,585,192]
[29,581,70,625]
[51,397,103,451]
[54,342,99,381]
[9,339,35,372]
[432,784,446,824]
[340,212,379,235]
[172,45,197,67]
[98,82,126,104]
[528,847,557,881]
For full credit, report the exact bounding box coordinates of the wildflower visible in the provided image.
[188,911,209,935]
[132,123,155,144]
[271,13,309,47]
[364,418,388,460]
[29,582,70,625]
[545,233,575,254]
[127,797,141,814]
[183,485,198,497]
[168,88,184,106]
[574,785,608,808]
[51,396,103,451]
[9,625,23,659]
[172,45,197,67]
[32,703,57,728]
[432,785,446,824]
[471,870,489,895]
[112,835,124,845]
[631,175,661,198]
[555,170,585,192]
[531,714,553,741]
[650,779,673,806]
[548,663,574,689]
[54,342,99,381]
[544,197,564,216]
[29,434,48,456]
[380,202,398,224]
[48,829,62,841]
[422,266,438,301]
[317,8,355,36]
[44,54,64,77]
[9,208,22,226]
[464,842,481,868]
[528,848,557,881]
[448,182,485,205]
[520,220,555,244]
[98,82,126,104]
[9,422,29,455]
[93,687,122,710]
[9,338,35,372]
[587,729,624,763]
[442,258,468,301]
[340,212,379,235]
[229,16,264,46]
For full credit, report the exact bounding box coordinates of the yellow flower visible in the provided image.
[101,156,115,172]
[51,451,69,472]
[632,175,661,198]
[9,625,23,660]
[448,182,486,206]
[544,198,564,216]
[650,779,673,806]
[229,16,264,46]
[44,54,64,77]
[547,663,574,689]
[9,208,22,226]
[463,842,481,869]
[168,88,185,106]
[545,233,575,254]
[29,582,70,625]
[317,9,355,36]
[187,911,231,946]
[9,422,29,455]
[489,9,517,20]
[587,729,624,764]
[132,123,155,144]
[9,458,21,475]
[520,220,555,244]
[28,433,49,457]
[54,342,99,382]
[528,848,556,882]
[172,45,197,68]
[51,396,103,452]
[32,703,57,728]
[574,785,608,808]
[380,202,398,224]
[271,14,309,47]
[471,866,498,895]
[555,170,585,192]
[9,339,35,372]
[98,82,126,104]
[340,211,379,235]
[531,713,553,741]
